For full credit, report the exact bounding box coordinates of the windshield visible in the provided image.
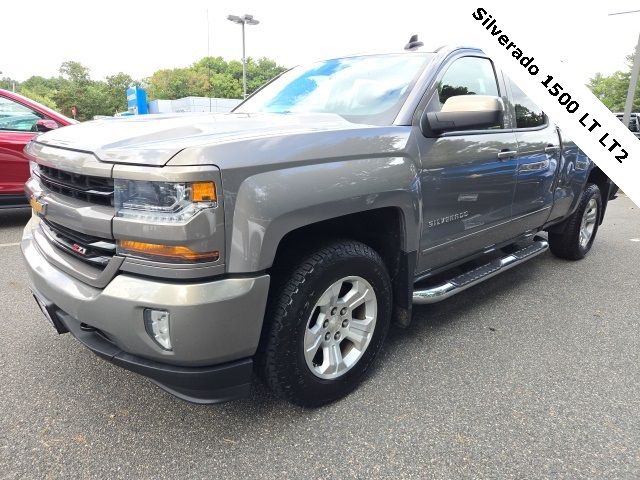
[235,53,433,125]
[8,91,78,125]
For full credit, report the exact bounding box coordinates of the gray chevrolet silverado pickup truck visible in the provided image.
[21,46,615,407]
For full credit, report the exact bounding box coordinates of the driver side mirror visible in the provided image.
[35,119,60,132]
[422,95,504,135]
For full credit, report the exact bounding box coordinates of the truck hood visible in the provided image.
[36,112,360,166]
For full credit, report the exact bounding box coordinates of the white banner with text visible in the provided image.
[466,5,640,207]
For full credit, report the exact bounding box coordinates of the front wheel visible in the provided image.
[258,240,392,407]
[549,183,602,260]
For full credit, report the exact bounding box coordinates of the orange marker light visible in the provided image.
[191,182,216,203]
[118,240,219,263]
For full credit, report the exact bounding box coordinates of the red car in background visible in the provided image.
[0,89,75,208]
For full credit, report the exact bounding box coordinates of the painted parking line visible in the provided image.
[0,242,20,248]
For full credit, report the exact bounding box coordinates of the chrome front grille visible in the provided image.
[41,219,115,268]
[35,164,114,206]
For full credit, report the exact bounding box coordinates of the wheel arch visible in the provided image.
[547,165,612,235]
[267,207,417,328]
[225,156,421,273]
[586,166,612,225]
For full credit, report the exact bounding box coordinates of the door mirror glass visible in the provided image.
[35,118,59,132]
[424,95,504,133]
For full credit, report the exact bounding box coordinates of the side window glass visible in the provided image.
[0,96,42,132]
[437,57,499,106]
[510,81,546,128]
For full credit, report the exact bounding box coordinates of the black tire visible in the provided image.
[258,240,392,407]
[549,183,602,260]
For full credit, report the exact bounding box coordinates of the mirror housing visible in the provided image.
[422,95,504,135]
[35,119,60,132]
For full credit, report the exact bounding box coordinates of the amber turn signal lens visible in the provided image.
[191,182,216,202]
[118,240,219,262]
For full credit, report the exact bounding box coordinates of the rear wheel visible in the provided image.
[549,183,602,260]
[259,240,392,407]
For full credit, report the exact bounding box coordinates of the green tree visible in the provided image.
[3,55,287,120]
[18,87,58,110]
[21,76,63,97]
[0,77,19,91]
[246,57,287,94]
[147,68,210,100]
[151,56,287,100]
[191,56,242,98]
[59,61,90,85]
[192,56,230,76]
[104,73,136,114]
[588,48,640,112]
[52,61,90,119]
[52,61,116,120]
[18,76,62,109]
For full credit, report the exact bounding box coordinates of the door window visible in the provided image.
[437,57,500,106]
[510,81,546,128]
[0,96,42,132]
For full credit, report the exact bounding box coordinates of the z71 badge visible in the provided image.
[427,211,469,228]
[71,243,87,256]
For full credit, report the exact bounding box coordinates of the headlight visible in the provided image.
[114,179,220,263]
[114,179,216,223]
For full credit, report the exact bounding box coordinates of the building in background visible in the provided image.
[149,97,241,114]
[126,86,148,115]
[119,86,242,116]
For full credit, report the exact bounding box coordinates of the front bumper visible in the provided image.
[21,217,270,403]
[60,312,254,403]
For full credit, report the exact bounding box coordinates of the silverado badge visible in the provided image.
[427,211,469,228]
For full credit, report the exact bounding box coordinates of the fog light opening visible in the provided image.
[144,309,172,350]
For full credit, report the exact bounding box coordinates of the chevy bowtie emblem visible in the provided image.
[29,195,47,216]
[71,243,87,255]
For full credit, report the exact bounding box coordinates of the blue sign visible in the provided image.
[126,86,148,115]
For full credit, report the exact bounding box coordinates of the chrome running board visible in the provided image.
[412,239,549,304]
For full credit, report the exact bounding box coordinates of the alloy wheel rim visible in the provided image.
[303,276,377,380]
[579,198,598,248]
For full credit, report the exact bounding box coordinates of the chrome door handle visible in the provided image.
[497,150,517,160]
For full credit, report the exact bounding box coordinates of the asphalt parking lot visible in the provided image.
[0,197,638,480]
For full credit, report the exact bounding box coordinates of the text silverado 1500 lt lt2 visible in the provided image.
[21,47,616,407]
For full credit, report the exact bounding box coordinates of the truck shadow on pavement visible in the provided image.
[0,208,31,228]
[387,254,548,345]
[214,251,552,415]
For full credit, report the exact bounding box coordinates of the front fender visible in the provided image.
[227,156,421,273]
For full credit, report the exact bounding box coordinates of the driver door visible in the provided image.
[414,55,519,274]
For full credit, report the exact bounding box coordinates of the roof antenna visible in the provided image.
[404,34,424,51]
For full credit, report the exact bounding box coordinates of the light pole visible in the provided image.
[227,13,259,99]
[609,9,640,128]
